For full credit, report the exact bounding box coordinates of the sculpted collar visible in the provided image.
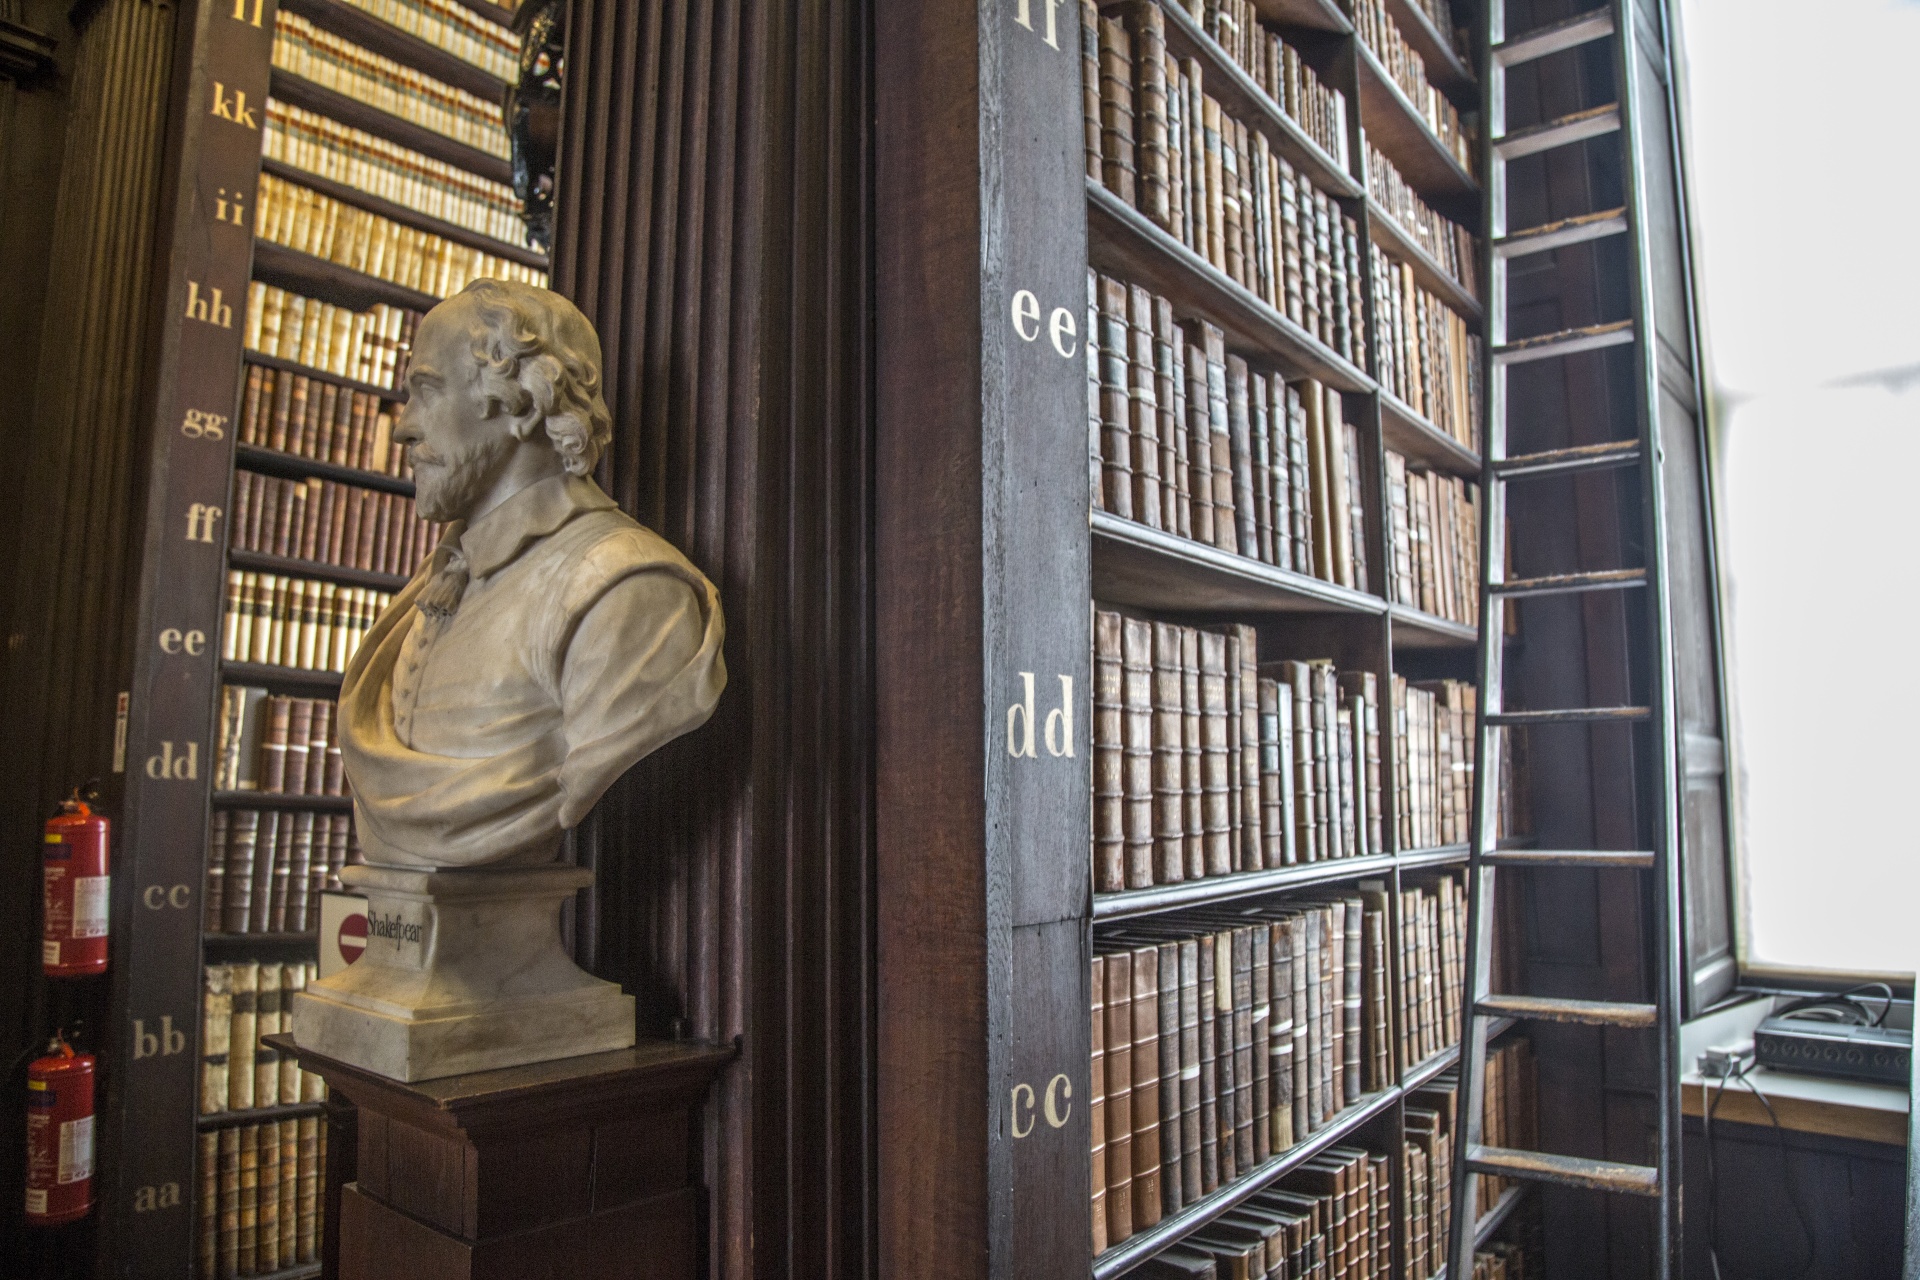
[458,472,620,581]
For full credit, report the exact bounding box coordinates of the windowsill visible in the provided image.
[1680,994,1910,1147]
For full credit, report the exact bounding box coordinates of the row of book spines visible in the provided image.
[204,810,359,937]
[336,0,520,82]
[1371,246,1483,446]
[1391,676,1474,853]
[220,571,395,674]
[233,469,438,582]
[1474,1040,1537,1217]
[1090,898,1395,1249]
[1090,273,1369,592]
[216,686,348,797]
[1393,875,1468,1068]
[1385,451,1479,626]
[1131,1142,1389,1279]
[1350,0,1475,169]
[265,100,525,242]
[241,363,409,479]
[1094,616,1384,896]
[1143,0,1352,167]
[244,282,418,393]
[199,962,327,1115]
[195,1116,326,1280]
[1089,2,1370,368]
[1365,142,1476,295]
[256,171,547,302]
[274,10,509,136]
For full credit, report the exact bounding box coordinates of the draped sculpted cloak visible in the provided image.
[338,472,725,867]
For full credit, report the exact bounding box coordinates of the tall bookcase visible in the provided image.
[878,1,1538,1276]
[108,1,537,1275]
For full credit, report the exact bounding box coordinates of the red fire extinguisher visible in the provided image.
[42,788,109,978]
[24,1034,95,1227]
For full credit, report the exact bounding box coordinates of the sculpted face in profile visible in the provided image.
[337,280,726,868]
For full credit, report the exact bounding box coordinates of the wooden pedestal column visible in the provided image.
[267,1035,733,1280]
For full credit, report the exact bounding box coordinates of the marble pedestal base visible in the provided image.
[291,863,634,1082]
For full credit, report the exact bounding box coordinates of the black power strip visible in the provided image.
[1753,1014,1911,1085]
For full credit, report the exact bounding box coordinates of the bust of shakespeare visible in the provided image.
[291,280,725,1081]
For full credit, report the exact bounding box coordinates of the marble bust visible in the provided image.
[291,280,725,1081]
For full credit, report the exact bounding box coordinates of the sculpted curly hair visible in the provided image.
[458,278,612,477]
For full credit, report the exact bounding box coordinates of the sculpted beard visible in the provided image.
[411,428,518,524]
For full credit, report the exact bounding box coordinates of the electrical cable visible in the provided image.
[1700,1059,1819,1280]
[1736,1067,1818,1279]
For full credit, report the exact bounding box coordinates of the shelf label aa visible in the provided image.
[132,1182,182,1213]
[1010,289,1078,358]
[1007,673,1074,759]
[1010,1073,1073,1137]
[1011,0,1067,49]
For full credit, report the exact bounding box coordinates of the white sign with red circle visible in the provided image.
[318,892,369,979]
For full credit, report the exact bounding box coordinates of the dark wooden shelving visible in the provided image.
[261,157,545,268]
[212,791,353,813]
[1428,1184,1532,1280]
[1093,1087,1400,1278]
[1379,388,1481,476]
[1386,0,1476,97]
[1398,842,1471,870]
[229,547,412,594]
[1088,180,1376,394]
[1093,509,1384,616]
[244,351,403,404]
[280,0,508,103]
[447,0,515,27]
[1258,0,1352,33]
[1159,0,1362,200]
[253,239,441,316]
[235,442,414,498]
[203,931,322,957]
[269,67,515,185]
[1355,45,1479,208]
[1094,851,1400,922]
[219,660,343,695]
[1367,200,1482,322]
[1388,601,1478,648]
[197,1101,327,1130]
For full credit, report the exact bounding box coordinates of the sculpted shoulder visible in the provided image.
[549,507,720,619]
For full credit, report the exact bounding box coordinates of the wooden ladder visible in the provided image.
[1447,1,1688,1274]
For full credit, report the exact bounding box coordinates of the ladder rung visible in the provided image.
[1484,706,1650,726]
[1495,207,1629,259]
[1476,994,1659,1028]
[1494,319,1634,365]
[1492,9,1615,66]
[1466,1146,1661,1197]
[1493,439,1641,478]
[1496,104,1622,160]
[1490,568,1646,598]
[1481,849,1656,869]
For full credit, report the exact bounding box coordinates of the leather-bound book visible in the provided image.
[1094,610,1126,893]
[1153,942,1182,1216]
[1266,917,1295,1151]
[1233,625,1261,872]
[1176,938,1202,1204]
[1225,355,1257,562]
[1129,945,1163,1229]
[1300,909,1324,1131]
[1098,275,1136,520]
[1224,631,1243,871]
[1247,924,1272,1162]
[1187,1231,1260,1280]
[200,965,232,1115]
[1090,954,1108,1254]
[256,1119,282,1273]
[1249,371,1274,564]
[1121,617,1155,889]
[204,812,229,932]
[1228,927,1256,1171]
[1154,296,1183,534]
[1201,326,1235,553]
[1080,1,1103,183]
[1119,1,1170,229]
[1127,284,1164,529]
[282,698,313,797]
[303,701,332,796]
[1323,390,1354,588]
[296,1116,324,1262]
[283,812,315,933]
[1196,934,1219,1193]
[1219,115,1244,286]
[221,811,259,934]
[1151,622,1185,885]
[217,1124,241,1279]
[1134,1246,1218,1279]
[1210,930,1238,1183]
[278,1117,299,1265]
[249,812,282,934]
[1180,626,1205,880]
[197,1129,218,1278]
[1272,662,1314,861]
[1340,895,1364,1102]
[1343,421,1367,592]
[1200,94,1226,270]
[253,964,282,1107]
[1097,18,1137,206]
[1301,377,1333,582]
[236,1124,261,1274]
[1336,706,1357,858]
[1197,631,1232,878]
[1183,325,1216,546]
[1102,951,1134,1243]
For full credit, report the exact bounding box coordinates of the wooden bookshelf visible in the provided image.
[1386,0,1475,94]
[1367,202,1482,319]
[103,1,530,1273]
[1354,44,1479,204]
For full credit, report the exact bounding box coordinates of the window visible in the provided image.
[1682,0,1920,977]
